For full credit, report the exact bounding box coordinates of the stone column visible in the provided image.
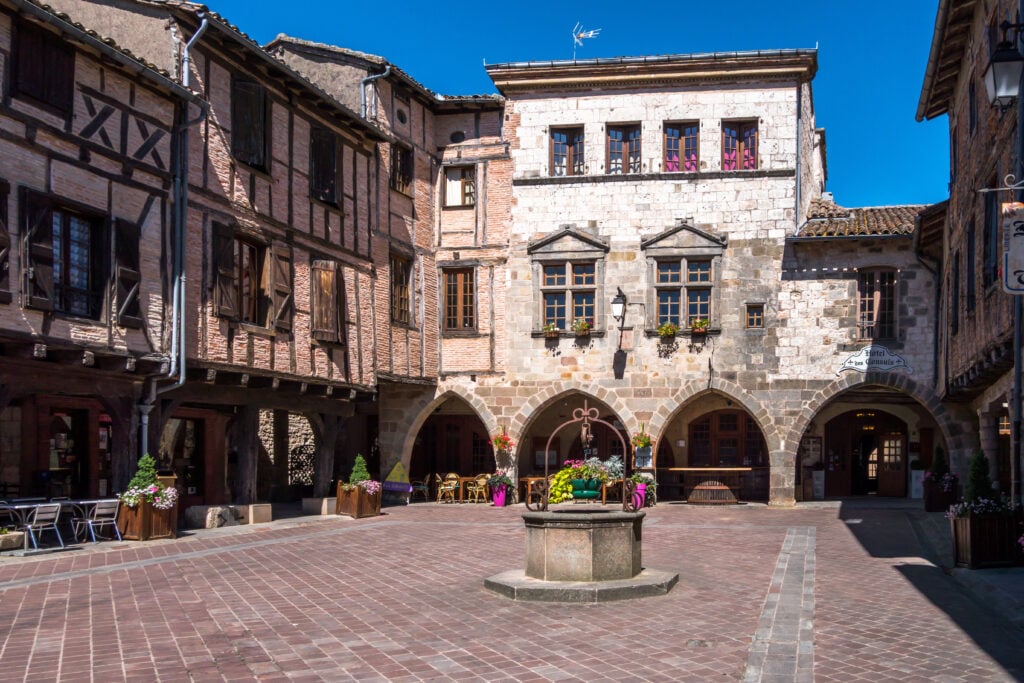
[768,448,796,507]
[310,413,342,498]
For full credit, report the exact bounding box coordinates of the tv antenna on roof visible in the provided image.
[572,22,601,60]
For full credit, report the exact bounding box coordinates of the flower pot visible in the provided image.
[544,330,560,339]
[117,500,177,541]
[0,531,25,551]
[924,481,957,512]
[492,485,508,507]
[950,514,1023,569]
[335,483,382,518]
[632,483,647,509]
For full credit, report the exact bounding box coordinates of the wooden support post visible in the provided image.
[233,405,259,504]
[101,396,138,494]
[309,413,342,498]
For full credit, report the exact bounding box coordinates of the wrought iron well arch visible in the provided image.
[525,400,639,512]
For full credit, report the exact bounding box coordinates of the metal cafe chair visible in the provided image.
[23,502,64,549]
[72,499,122,543]
[410,474,432,503]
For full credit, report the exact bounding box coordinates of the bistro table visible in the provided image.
[456,476,477,503]
[62,499,119,542]
[665,467,752,504]
[518,476,547,504]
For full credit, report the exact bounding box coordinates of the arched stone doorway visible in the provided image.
[408,396,493,479]
[797,385,948,500]
[658,393,770,502]
[517,393,627,476]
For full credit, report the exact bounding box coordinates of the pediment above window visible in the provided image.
[641,220,727,256]
[527,224,610,257]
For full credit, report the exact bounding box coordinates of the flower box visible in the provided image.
[117,500,177,541]
[0,531,25,551]
[950,515,1023,569]
[335,483,381,519]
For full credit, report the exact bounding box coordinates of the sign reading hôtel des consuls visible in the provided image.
[837,345,912,376]
[1002,201,1024,294]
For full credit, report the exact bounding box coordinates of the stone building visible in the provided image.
[917,0,1022,498]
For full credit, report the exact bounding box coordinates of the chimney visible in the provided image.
[821,191,834,203]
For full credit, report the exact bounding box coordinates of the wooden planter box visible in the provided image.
[117,500,177,541]
[950,515,1023,569]
[923,481,957,512]
[335,484,381,519]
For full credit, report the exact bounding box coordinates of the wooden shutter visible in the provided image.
[310,259,338,342]
[114,218,142,328]
[212,222,238,319]
[269,242,292,330]
[231,78,266,168]
[0,180,10,304]
[13,21,74,115]
[21,188,53,311]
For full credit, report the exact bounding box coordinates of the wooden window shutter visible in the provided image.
[114,218,142,328]
[231,78,266,168]
[269,242,292,330]
[0,180,10,304]
[310,259,338,342]
[212,222,238,319]
[21,188,53,311]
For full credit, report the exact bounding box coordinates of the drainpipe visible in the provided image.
[794,82,802,229]
[138,12,208,459]
[360,65,391,120]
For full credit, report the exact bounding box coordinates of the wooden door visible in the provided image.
[877,432,906,497]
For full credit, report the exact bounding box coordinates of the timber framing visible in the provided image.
[916,0,978,121]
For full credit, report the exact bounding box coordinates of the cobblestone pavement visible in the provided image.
[1,502,1022,682]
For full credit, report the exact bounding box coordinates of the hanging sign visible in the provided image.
[1002,201,1024,294]
[836,345,912,375]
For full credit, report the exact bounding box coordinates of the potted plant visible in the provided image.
[947,451,1022,568]
[542,322,561,339]
[336,455,382,518]
[118,454,179,541]
[0,526,25,552]
[487,473,514,507]
[924,447,958,512]
[629,472,657,508]
[631,425,653,468]
[571,317,592,337]
[657,321,679,340]
[564,458,608,500]
[689,318,709,335]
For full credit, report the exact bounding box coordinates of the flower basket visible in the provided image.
[335,483,382,518]
[950,514,1023,569]
[690,319,709,336]
[657,321,679,340]
[117,499,177,541]
[571,317,592,337]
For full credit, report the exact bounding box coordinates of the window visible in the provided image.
[952,251,960,336]
[212,223,292,329]
[664,123,698,172]
[607,124,641,174]
[21,190,106,319]
[746,304,764,328]
[310,127,338,203]
[655,258,712,328]
[390,253,411,324]
[231,77,268,170]
[966,220,976,312]
[390,144,413,195]
[550,127,585,176]
[688,411,767,468]
[968,82,977,136]
[12,20,74,115]
[722,121,757,170]
[310,260,345,343]
[857,270,896,340]
[443,268,475,330]
[541,262,596,329]
[444,167,475,207]
[983,187,999,287]
[0,181,11,304]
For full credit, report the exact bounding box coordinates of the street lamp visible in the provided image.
[984,22,1024,108]
[611,287,627,326]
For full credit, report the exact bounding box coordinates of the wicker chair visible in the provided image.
[466,474,489,503]
[437,473,458,503]
[410,474,432,503]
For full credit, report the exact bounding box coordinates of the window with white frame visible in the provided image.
[443,166,475,207]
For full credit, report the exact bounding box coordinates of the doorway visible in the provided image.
[825,410,907,497]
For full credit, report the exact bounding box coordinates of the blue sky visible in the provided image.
[207,0,947,208]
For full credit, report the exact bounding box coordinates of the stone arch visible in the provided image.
[507,381,638,448]
[647,377,779,453]
[787,371,971,461]
[391,387,499,471]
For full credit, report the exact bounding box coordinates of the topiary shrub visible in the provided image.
[127,454,159,490]
[349,454,371,485]
[965,450,994,502]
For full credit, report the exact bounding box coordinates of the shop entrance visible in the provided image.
[825,410,907,497]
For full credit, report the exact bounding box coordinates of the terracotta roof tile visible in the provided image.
[800,198,924,237]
